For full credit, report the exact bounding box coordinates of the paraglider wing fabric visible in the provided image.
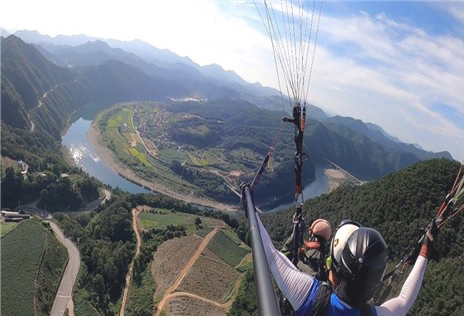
[257,214,314,310]
[375,256,428,316]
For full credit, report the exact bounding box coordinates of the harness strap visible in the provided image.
[310,282,331,316]
[310,283,374,316]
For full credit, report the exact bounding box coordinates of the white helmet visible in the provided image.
[330,220,361,270]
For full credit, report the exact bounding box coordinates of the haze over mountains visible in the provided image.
[1,30,452,179]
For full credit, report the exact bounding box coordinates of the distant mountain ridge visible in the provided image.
[13,30,282,102]
[320,115,452,160]
[1,35,188,137]
[1,33,453,176]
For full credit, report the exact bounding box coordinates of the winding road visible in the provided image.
[48,221,81,316]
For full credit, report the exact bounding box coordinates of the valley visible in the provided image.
[1,26,462,316]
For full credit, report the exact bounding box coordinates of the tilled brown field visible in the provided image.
[152,235,203,302]
[168,295,226,316]
[177,255,239,302]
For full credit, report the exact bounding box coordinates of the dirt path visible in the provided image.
[119,208,142,316]
[165,291,225,308]
[66,299,74,316]
[155,228,219,316]
[87,122,239,212]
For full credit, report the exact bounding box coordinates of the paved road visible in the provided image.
[48,221,81,316]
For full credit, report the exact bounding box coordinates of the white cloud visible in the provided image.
[436,2,464,26]
[305,9,464,160]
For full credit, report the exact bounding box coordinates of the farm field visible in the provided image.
[0,222,19,237]
[0,219,67,316]
[99,101,286,205]
[206,230,250,267]
[139,209,220,234]
[195,226,213,238]
[177,255,240,302]
[1,220,45,315]
[201,247,225,264]
[167,295,226,316]
[96,104,202,197]
[152,235,203,303]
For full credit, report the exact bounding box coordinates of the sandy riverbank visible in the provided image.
[86,122,238,212]
[324,168,348,192]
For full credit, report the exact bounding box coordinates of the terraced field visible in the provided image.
[206,230,250,267]
[151,235,203,303]
[168,295,226,316]
[177,255,240,302]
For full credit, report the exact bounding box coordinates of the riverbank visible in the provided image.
[324,168,348,192]
[87,121,238,212]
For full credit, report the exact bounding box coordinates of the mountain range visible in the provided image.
[1,31,452,182]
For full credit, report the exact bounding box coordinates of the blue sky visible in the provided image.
[2,0,463,161]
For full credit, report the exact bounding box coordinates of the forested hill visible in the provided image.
[321,115,452,161]
[169,100,433,183]
[1,35,188,138]
[256,158,464,315]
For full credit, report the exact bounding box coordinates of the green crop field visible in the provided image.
[160,148,186,161]
[1,220,67,316]
[129,147,141,156]
[207,230,249,267]
[139,210,217,234]
[0,222,19,237]
[1,220,46,316]
[196,226,213,238]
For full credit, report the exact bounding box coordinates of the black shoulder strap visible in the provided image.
[310,282,331,316]
[360,304,375,316]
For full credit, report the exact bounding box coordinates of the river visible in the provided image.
[61,103,330,210]
[62,104,150,194]
[267,166,329,212]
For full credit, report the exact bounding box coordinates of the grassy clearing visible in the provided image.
[0,222,19,237]
[159,148,186,161]
[186,125,210,136]
[207,230,249,267]
[2,156,19,174]
[139,210,217,234]
[1,220,45,316]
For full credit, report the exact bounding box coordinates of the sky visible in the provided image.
[2,0,463,161]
